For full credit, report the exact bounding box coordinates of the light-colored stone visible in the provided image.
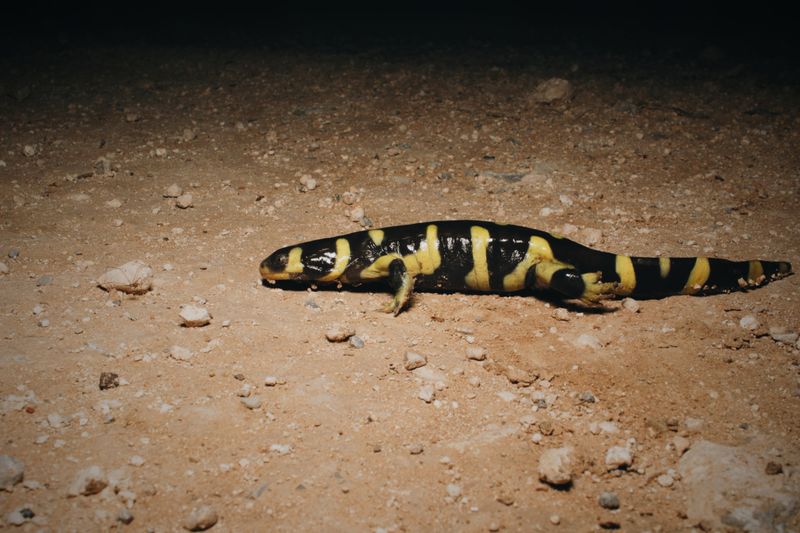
[538,447,573,486]
[404,351,427,371]
[180,305,211,327]
[183,505,218,531]
[175,193,193,209]
[325,325,355,342]
[605,446,633,469]
[97,261,153,294]
[679,440,799,531]
[769,326,798,345]
[622,298,640,313]
[164,183,183,198]
[241,396,262,410]
[574,333,603,350]
[418,385,435,403]
[169,345,194,361]
[0,455,24,490]
[67,465,107,497]
[466,346,486,361]
[530,78,574,104]
[739,315,759,331]
[0,261,9,275]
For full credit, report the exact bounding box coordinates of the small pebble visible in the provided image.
[129,455,145,467]
[175,193,193,209]
[349,336,365,349]
[182,129,197,141]
[264,376,278,387]
[105,198,122,208]
[578,391,596,403]
[598,491,620,510]
[169,345,194,361]
[622,298,640,313]
[574,334,602,350]
[418,385,435,403]
[36,275,53,286]
[182,505,218,531]
[325,325,355,342]
[465,346,486,361]
[552,308,570,321]
[38,319,49,327]
[8,249,19,258]
[768,327,798,345]
[299,174,317,191]
[765,461,783,475]
[446,483,461,498]
[5,508,31,526]
[656,474,674,487]
[23,144,36,157]
[530,78,574,104]
[241,396,262,410]
[164,183,183,198]
[672,436,691,456]
[409,443,424,455]
[404,351,427,371]
[97,260,153,294]
[739,315,759,331]
[180,305,211,327]
[538,447,573,486]
[99,372,120,390]
[549,514,561,525]
[67,465,107,496]
[605,446,633,469]
[468,376,481,387]
[117,508,134,524]
[0,261,8,275]
[0,455,25,490]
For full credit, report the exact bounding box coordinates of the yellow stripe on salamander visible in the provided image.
[615,255,636,296]
[502,236,555,291]
[318,238,351,282]
[465,226,491,291]
[682,257,710,294]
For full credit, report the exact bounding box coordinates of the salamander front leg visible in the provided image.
[383,258,415,316]
[578,272,618,303]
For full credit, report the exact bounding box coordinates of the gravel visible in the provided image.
[325,325,355,342]
[180,305,211,327]
[0,455,24,490]
[418,385,435,403]
[739,315,759,331]
[241,396,262,410]
[404,351,427,371]
[99,372,120,390]
[176,193,194,209]
[465,346,486,361]
[598,491,620,509]
[538,447,573,486]
[605,446,634,469]
[97,261,153,294]
[183,505,218,531]
[67,465,107,496]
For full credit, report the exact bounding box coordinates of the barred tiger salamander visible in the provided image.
[260,220,792,315]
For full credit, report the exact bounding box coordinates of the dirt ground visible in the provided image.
[1,25,799,532]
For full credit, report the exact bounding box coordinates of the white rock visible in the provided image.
[574,333,603,350]
[264,376,278,386]
[325,325,355,342]
[175,193,193,209]
[183,505,218,531]
[622,298,640,313]
[67,465,107,496]
[739,315,759,331]
[0,261,9,275]
[446,483,462,498]
[605,446,634,469]
[241,396,262,410]
[580,228,603,246]
[105,198,122,208]
[404,351,427,371]
[164,183,183,198]
[769,326,798,344]
[684,417,705,432]
[418,385,435,403]
[0,455,24,490]
[552,308,570,321]
[270,444,292,455]
[97,260,153,294]
[538,447,573,485]
[23,144,36,157]
[180,305,211,327]
[465,346,486,361]
[530,78,574,104]
[129,455,145,467]
[299,174,317,191]
[679,440,799,531]
[6,508,29,526]
[656,473,674,487]
[47,413,68,429]
[169,345,194,361]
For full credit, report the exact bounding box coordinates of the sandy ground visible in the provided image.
[1,35,799,532]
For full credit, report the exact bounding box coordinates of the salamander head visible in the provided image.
[260,246,305,281]
[260,242,339,282]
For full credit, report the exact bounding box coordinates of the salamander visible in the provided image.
[259,220,792,315]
